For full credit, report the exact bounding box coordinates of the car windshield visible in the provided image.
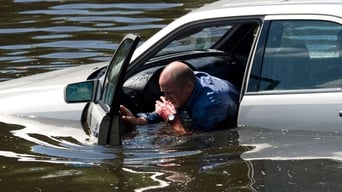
[155,25,233,56]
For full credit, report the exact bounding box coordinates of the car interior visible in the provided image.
[120,22,260,117]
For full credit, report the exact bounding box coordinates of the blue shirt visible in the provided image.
[138,71,239,131]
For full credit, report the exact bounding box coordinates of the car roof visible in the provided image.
[132,0,342,61]
[191,0,342,18]
[197,0,342,12]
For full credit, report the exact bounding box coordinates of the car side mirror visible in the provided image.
[64,80,98,103]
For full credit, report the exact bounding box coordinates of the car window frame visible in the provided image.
[239,14,342,132]
[126,17,263,78]
[96,34,140,145]
[97,34,140,113]
[245,14,342,95]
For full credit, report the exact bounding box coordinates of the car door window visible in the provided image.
[97,34,140,145]
[155,25,233,56]
[251,20,342,91]
[101,34,140,109]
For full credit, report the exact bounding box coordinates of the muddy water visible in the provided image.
[1,0,342,191]
[0,0,213,81]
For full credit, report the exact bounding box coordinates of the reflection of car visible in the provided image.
[1,0,342,145]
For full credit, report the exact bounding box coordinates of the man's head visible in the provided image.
[159,61,195,108]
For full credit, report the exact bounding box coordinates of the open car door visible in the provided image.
[97,34,140,145]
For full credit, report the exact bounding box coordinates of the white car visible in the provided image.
[1,0,342,145]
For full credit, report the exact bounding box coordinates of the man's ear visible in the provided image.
[185,81,194,91]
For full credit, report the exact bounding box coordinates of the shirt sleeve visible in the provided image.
[137,111,163,124]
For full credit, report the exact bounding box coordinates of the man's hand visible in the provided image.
[155,96,177,121]
[155,97,190,135]
[120,105,147,125]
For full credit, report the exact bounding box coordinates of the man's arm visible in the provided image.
[120,105,148,125]
[120,98,190,135]
[168,114,188,135]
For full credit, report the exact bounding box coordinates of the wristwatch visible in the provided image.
[167,113,177,124]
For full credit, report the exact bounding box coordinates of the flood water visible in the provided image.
[1,0,342,191]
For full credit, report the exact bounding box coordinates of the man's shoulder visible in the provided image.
[194,71,231,88]
[194,71,227,82]
[194,71,209,77]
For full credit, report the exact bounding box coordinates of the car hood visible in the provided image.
[0,62,107,121]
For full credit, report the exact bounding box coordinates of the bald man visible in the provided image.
[120,61,239,135]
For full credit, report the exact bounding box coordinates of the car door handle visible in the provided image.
[339,111,342,117]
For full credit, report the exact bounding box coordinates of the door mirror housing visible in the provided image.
[64,80,98,103]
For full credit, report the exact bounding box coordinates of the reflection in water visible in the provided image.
[0,115,250,191]
[119,125,252,191]
[122,167,169,192]
[0,0,190,81]
[0,115,114,166]
[239,127,342,161]
[3,114,342,191]
[239,127,342,191]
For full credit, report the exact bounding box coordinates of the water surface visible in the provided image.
[1,0,342,191]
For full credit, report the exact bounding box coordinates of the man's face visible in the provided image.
[159,81,192,109]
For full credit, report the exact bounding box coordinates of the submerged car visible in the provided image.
[1,0,342,145]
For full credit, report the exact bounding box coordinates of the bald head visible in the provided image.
[159,61,195,88]
[158,61,195,108]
